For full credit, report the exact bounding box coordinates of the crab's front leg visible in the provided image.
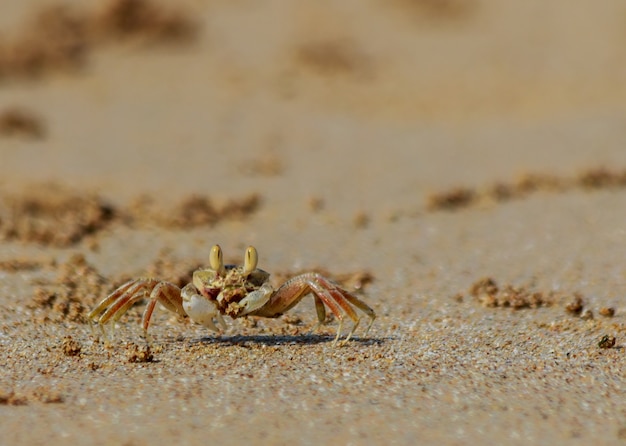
[181,283,227,332]
[140,281,187,332]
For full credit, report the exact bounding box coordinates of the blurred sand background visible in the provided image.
[1,0,625,444]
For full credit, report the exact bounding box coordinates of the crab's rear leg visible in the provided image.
[253,273,375,345]
[88,278,157,341]
[306,279,360,344]
[309,295,327,334]
[314,275,377,338]
[88,279,151,323]
[89,278,162,329]
[89,279,187,341]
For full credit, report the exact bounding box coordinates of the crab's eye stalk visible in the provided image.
[210,244,226,276]
[243,246,258,276]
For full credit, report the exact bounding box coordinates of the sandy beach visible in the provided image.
[1,1,625,444]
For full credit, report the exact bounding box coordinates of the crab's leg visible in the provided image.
[140,282,185,332]
[293,273,374,343]
[337,289,376,335]
[314,275,377,338]
[252,273,365,345]
[114,293,149,322]
[307,279,361,344]
[254,275,342,319]
[88,279,141,321]
[92,279,159,325]
[308,295,326,334]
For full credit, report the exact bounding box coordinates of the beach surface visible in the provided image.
[1,1,625,444]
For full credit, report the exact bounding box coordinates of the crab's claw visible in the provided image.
[181,283,226,331]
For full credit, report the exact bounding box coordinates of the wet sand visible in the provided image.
[1,1,625,444]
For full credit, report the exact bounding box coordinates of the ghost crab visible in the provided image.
[89,245,376,345]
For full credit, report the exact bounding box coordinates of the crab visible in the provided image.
[88,245,376,345]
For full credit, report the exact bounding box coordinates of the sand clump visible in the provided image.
[30,253,109,323]
[0,387,63,406]
[427,187,475,211]
[468,277,552,309]
[0,257,55,272]
[577,167,626,189]
[0,183,261,246]
[467,278,621,355]
[427,167,626,212]
[120,192,260,229]
[468,277,621,330]
[0,5,87,79]
[294,38,371,78]
[0,389,28,406]
[564,293,584,315]
[159,193,261,229]
[0,0,197,80]
[599,307,616,318]
[562,294,618,321]
[0,183,115,247]
[0,183,115,246]
[61,335,83,357]
[91,0,197,44]
[126,343,154,363]
[0,107,45,139]
[123,192,261,230]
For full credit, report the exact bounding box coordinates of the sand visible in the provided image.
[1,0,625,444]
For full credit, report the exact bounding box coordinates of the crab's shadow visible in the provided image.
[189,333,386,347]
